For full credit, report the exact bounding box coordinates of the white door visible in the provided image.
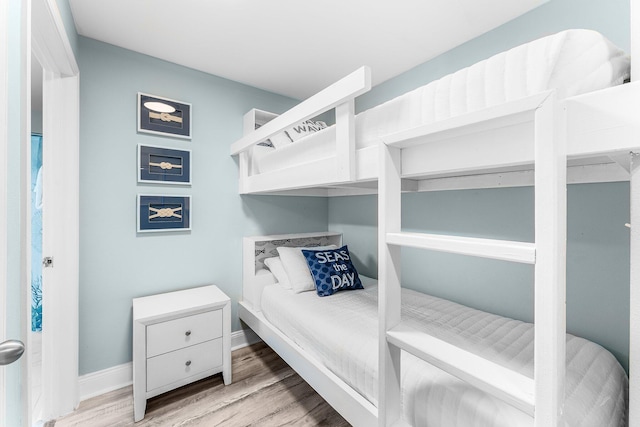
[1,0,79,425]
[1,0,28,425]
[32,0,80,422]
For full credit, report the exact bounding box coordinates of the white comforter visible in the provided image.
[256,29,630,174]
[260,278,627,426]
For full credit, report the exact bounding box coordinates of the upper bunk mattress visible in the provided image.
[260,279,627,427]
[255,29,630,175]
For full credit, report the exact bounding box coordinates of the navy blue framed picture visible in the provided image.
[138,144,191,185]
[137,93,191,139]
[137,195,191,233]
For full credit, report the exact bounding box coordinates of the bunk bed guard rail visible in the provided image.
[230,67,371,193]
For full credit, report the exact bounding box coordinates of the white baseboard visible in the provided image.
[78,329,262,402]
[231,327,261,350]
[78,362,132,402]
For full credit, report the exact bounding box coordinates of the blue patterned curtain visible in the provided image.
[31,134,43,331]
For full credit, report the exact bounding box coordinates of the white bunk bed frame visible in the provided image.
[233,21,640,427]
[378,91,565,425]
[230,67,634,197]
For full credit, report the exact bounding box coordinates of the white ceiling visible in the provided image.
[69,0,545,100]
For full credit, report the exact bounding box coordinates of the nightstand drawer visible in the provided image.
[146,338,223,392]
[147,309,222,357]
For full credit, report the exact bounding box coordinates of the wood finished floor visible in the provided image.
[47,342,350,427]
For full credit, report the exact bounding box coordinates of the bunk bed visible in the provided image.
[231,29,633,196]
[231,28,639,427]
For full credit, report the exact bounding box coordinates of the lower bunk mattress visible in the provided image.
[260,278,627,426]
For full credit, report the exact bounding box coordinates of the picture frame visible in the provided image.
[137,93,192,139]
[138,144,191,185]
[137,194,191,233]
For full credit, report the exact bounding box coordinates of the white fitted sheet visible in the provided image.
[255,29,630,175]
[260,279,627,427]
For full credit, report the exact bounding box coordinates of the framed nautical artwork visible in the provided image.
[137,93,192,139]
[137,194,191,232]
[138,144,191,185]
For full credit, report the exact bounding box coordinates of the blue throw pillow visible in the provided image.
[301,245,363,297]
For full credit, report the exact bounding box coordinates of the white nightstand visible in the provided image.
[132,285,231,422]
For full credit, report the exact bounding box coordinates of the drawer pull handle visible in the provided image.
[185,360,192,367]
[185,330,191,337]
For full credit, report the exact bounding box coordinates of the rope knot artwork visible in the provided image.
[148,206,182,220]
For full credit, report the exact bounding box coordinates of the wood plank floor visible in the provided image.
[47,342,350,427]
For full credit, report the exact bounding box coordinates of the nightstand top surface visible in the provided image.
[133,285,229,321]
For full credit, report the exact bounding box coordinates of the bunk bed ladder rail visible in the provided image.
[378,91,567,427]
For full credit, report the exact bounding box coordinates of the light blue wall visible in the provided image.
[330,0,631,370]
[78,37,328,375]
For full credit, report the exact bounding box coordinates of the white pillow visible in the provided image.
[284,120,327,142]
[250,144,274,174]
[277,245,337,293]
[268,120,328,148]
[264,257,291,289]
[269,132,292,149]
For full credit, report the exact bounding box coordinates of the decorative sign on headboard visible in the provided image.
[254,235,339,272]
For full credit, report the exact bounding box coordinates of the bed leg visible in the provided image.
[335,100,356,182]
[533,94,566,427]
[239,151,249,194]
[629,152,640,426]
[378,143,402,426]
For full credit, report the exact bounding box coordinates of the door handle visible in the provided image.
[0,340,25,366]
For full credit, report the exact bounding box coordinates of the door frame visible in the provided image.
[30,0,79,423]
[0,0,9,421]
